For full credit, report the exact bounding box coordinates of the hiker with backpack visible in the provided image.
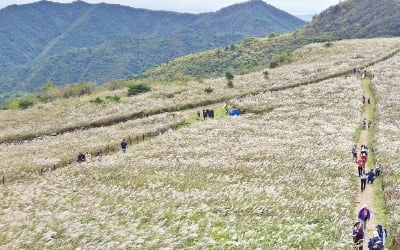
[375,225,387,249]
[358,205,371,231]
[368,231,383,250]
[367,169,375,184]
[120,139,127,153]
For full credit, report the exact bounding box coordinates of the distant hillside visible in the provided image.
[301,0,400,38]
[138,0,400,82]
[0,0,305,102]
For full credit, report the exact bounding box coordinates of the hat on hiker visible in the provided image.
[362,204,368,209]
[373,231,379,238]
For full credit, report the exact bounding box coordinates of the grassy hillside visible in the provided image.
[1,38,399,144]
[138,0,400,82]
[0,0,305,102]
[2,38,400,248]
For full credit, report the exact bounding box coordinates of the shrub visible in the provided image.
[63,83,96,98]
[269,61,279,68]
[90,97,104,104]
[324,42,334,48]
[18,98,34,109]
[263,71,269,79]
[225,71,234,81]
[204,87,213,94]
[105,95,121,102]
[128,84,151,96]
[104,80,131,91]
[227,80,234,88]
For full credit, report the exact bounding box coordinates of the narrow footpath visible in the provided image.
[354,77,376,249]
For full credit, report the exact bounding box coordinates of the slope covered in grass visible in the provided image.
[1,38,398,143]
[138,0,400,82]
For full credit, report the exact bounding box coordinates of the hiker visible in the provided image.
[360,170,368,191]
[375,161,381,177]
[368,231,383,250]
[358,204,371,231]
[357,159,365,177]
[203,109,207,120]
[361,153,367,165]
[223,102,228,113]
[77,152,86,163]
[376,225,387,248]
[352,145,358,162]
[196,110,201,118]
[353,221,364,250]
[85,152,92,162]
[363,96,366,104]
[209,109,215,119]
[368,97,371,104]
[96,150,103,160]
[120,139,127,153]
[367,169,375,184]
[363,118,367,129]
[156,129,162,137]
[368,120,372,129]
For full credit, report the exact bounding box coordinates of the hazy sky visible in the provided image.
[0,0,340,15]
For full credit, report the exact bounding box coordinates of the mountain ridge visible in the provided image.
[0,0,305,102]
[137,0,400,82]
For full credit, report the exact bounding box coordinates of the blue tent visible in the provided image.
[229,109,241,116]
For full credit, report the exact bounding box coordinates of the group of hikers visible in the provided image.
[362,96,372,129]
[352,93,387,250]
[197,108,215,120]
[76,150,102,162]
[352,145,387,250]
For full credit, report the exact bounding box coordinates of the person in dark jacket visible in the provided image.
[77,152,86,163]
[358,205,371,232]
[353,221,364,250]
[376,225,387,248]
[368,231,383,250]
[367,169,375,184]
[120,139,127,153]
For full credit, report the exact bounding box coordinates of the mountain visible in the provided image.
[137,0,400,82]
[0,0,305,102]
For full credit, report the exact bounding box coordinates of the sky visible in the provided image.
[0,0,340,15]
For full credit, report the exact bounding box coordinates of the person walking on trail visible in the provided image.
[375,161,381,177]
[352,145,358,162]
[368,97,371,104]
[368,231,383,250]
[120,139,127,153]
[367,169,375,184]
[363,118,367,129]
[360,170,368,191]
[363,96,366,104]
[353,221,364,250]
[358,205,371,232]
[196,110,201,119]
[368,120,372,129]
[203,109,207,120]
[375,225,387,248]
[357,159,365,176]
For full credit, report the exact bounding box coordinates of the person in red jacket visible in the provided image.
[357,159,364,176]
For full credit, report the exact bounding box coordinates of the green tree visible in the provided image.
[225,71,234,81]
[128,84,151,96]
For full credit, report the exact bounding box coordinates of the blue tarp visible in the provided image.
[229,109,241,116]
